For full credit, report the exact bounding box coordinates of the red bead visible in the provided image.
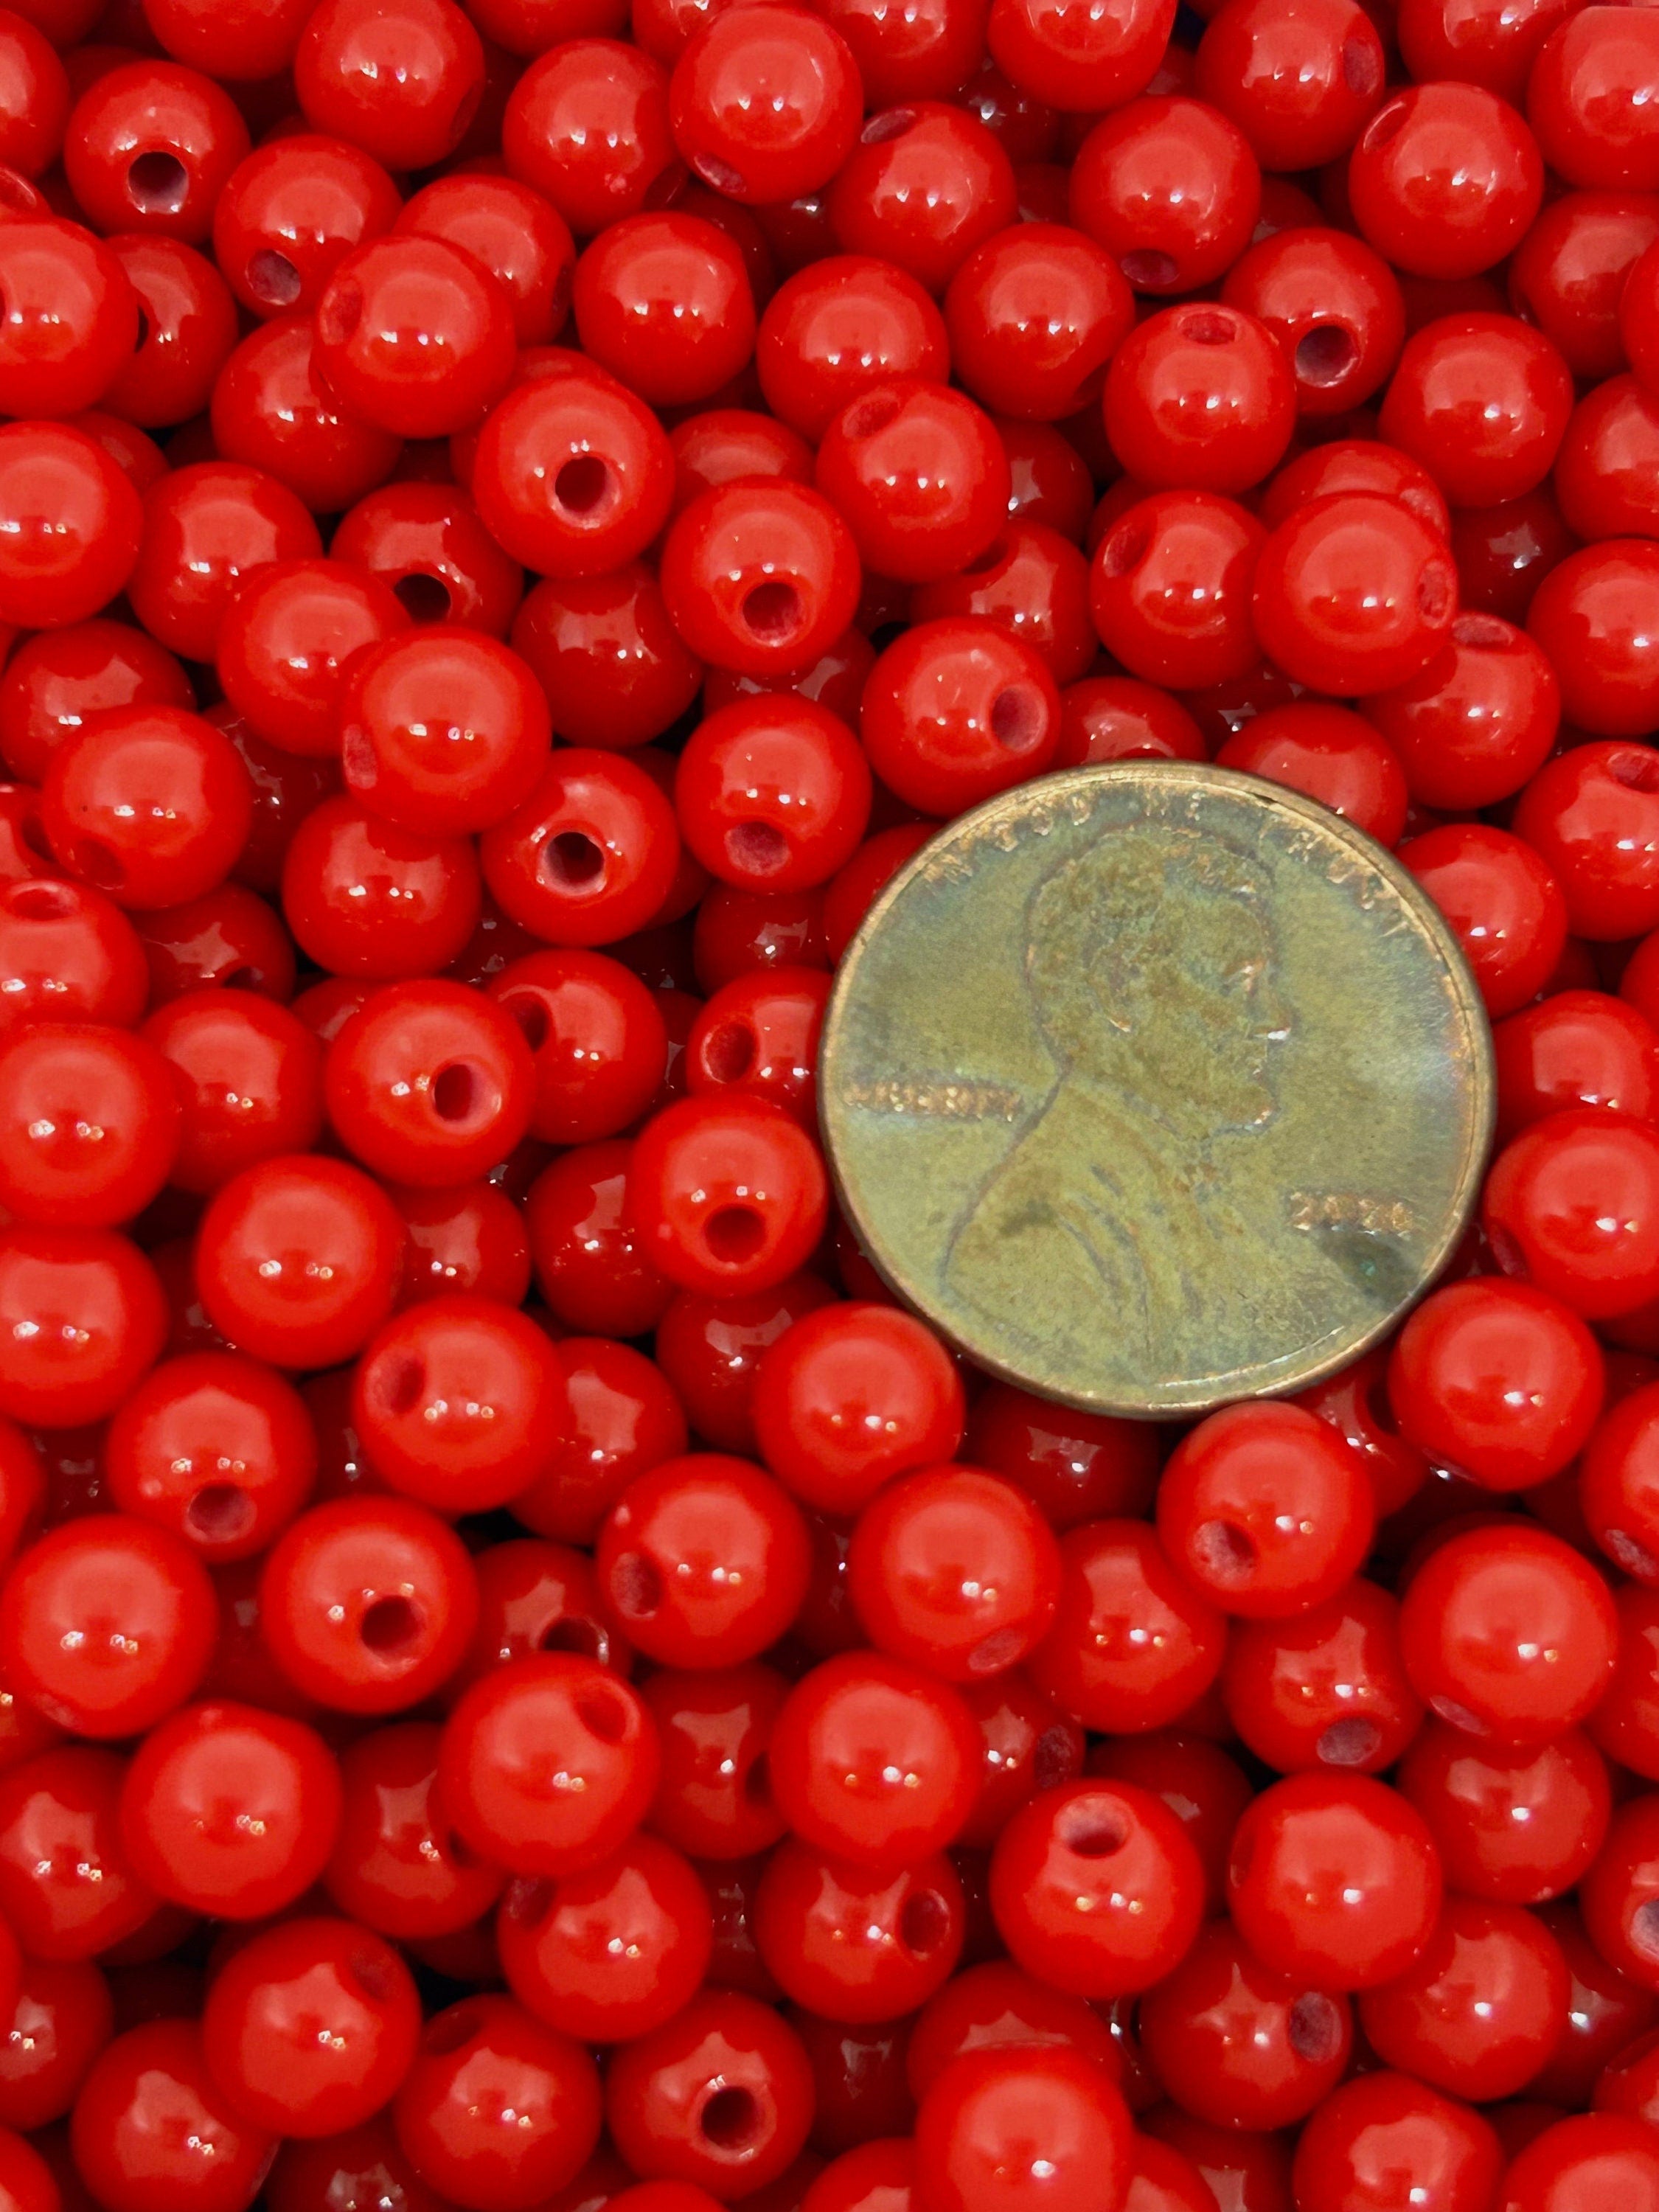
[1528,5,1659,190]
[315,237,515,443]
[1399,821,1566,1018]
[1359,1894,1568,2103]
[143,991,324,1194]
[1387,1278,1604,1489]
[472,366,673,581]
[990,1777,1203,1997]
[1157,1401,1373,1619]
[400,173,574,350]
[439,1652,656,1875]
[0,220,139,422]
[604,1989,815,2198]
[504,39,674,236]
[1196,0,1383,169]
[499,1834,714,2042]
[1503,2114,1659,2212]
[1,1510,214,1740]
[334,481,524,640]
[0,1225,164,1426]
[296,0,485,170]
[487,750,680,950]
[661,480,860,681]
[392,1994,602,2212]
[755,1837,964,2021]
[1072,96,1260,297]
[1217,702,1408,845]
[1104,304,1294,495]
[986,0,1172,113]
[105,1351,313,1564]
[0,1747,153,1961]
[1221,1576,1424,1775]
[669,7,860,206]
[1484,1108,1659,1320]
[1380,313,1573,510]
[1363,611,1559,813]
[1290,2070,1501,2212]
[829,105,1015,293]
[1397,1520,1617,1745]
[1349,83,1543,280]
[512,566,701,748]
[0,422,141,631]
[1029,1517,1225,1731]
[1526,543,1659,739]
[574,213,754,408]
[1138,1919,1351,2131]
[677,698,870,894]
[325,1719,504,1940]
[63,60,250,247]
[849,1464,1060,1683]
[212,134,400,319]
[628,1096,827,1297]
[598,1450,810,1666]
[71,2020,275,2212]
[1253,492,1458,696]
[0,1022,178,1227]
[861,616,1060,816]
[260,1495,478,1714]
[639,1661,787,1861]
[121,1697,341,1919]
[1091,490,1263,690]
[1398,1719,1610,1907]
[526,1139,675,1337]
[818,381,1008,585]
[944,226,1131,424]
[1228,1770,1441,1990]
[201,1915,420,2138]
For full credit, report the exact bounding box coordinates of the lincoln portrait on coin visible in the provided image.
[944,818,1294,1365]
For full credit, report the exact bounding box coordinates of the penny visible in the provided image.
[820,761,1495,1418]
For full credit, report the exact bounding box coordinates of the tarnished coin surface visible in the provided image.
[820,761,1495,1416]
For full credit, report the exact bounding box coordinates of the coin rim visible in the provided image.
[819,759,1497,1418]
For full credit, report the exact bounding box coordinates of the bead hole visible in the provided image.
[726,820,790,876]
[1451,612,1513,650]
[7,883,74,919]
[318,279,363,347]
[704,1203,766,1263]
[1193,1518,1257,1582]
[1343,32,1382,94]
[990,686,1045,754]
[1604,1527,1658,1579]
[544,831,605,888]
[1033,1726,1077,1790]
[71,840,123,891]
[507,996,551,1054]
[554,455,613,516]
[346,1946,397,2003]
[1362,99,1408,151]
[127,150,189,214]
[184,1484,255,1545]
[1179,310,1237,346]
[612,1551,664,1618]
[246,248,302,308]
[1058,1804,1128,1858]
[1121,251,1178,291]
[861,108,917,142]
[507,1877,555,1924]
[701,2087,761,2148]
[431,1062,479,1121]
[576,1686,628,1743]
[900,1890,948,1954]
[1416,563,1454,622]
[1103,521,1150,580]
[360,1594,422,1652]
[1317,1716,1382,1767]
[1288,1992,1343,2064]
[843,392,905,441]
[705,1019,757,1084]
[1611,749,1659,793]
[1295,324,1357,386]
[394,572,454,624]
[540,1615,600,1658]
[376,1354,427,1419]
[740,580,803,642]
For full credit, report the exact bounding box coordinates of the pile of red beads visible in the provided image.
[4,1,1659,2210]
